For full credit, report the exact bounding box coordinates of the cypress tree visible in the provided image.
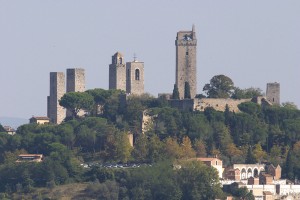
[184,82,191,99]
[172,84,180,99]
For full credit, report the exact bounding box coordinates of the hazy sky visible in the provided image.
[0,0,299,119]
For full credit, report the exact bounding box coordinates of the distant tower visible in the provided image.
[66,68,85,93]
[66,68,86,117]
[266,82,280,105]
[47,72,66,124]
[126,56,144,95]
[109,52,126,91]
[175,25,197,99]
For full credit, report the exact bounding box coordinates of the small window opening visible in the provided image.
[135,69,140,80]
[186,52,189,55]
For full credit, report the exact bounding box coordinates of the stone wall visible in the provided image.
[194,98,252,112]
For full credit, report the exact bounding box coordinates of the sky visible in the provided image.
[0,0,299,120]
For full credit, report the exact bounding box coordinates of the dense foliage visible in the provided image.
[0,78,300,198]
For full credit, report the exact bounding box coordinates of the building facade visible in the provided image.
[47,72,66,124]
[109,52,126,91]
[175,25,197,99]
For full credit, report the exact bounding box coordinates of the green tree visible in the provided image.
[232,87,263,99]
[282,102,298,110]
[59,92,94,119]
[177,161,224,200]
[172,84,180,99]
[203,74,235,98]
[0,124,5,132]
[180,136,196,159]
[115,132,133,163]
[245,146,257,164]
[184,82,191,99]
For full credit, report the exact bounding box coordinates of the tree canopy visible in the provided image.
[203,74,234,98]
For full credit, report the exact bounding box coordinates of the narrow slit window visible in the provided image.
[135,69,140,80]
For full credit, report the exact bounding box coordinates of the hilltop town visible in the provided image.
[0,26,300,200]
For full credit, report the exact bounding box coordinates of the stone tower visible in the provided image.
[266,82,280,105]
[47,72,66,124]
[66,68,85,93]
[175,25,197,99]
[109,52,126,91]
[126,58,144,95]
[66,68,86,117]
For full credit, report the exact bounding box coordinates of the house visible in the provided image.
[193,157,223,178]
[29,116,50,124]
[3,126,16,135]
[16,154,43,163]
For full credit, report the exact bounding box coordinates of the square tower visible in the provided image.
[66,68,85,93]
[66,68,86,117]
[266,82,280,105]
[126,59,144,95]
[109,52,126,91]
[47,72,66,124]
[175,25,197,99]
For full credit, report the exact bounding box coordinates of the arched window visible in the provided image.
[119,58,122,64]
[135,69,140,80]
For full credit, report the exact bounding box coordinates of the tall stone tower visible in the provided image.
[109,52,126,91]
[266,82,280,105]
[175,25,197,99]
[47,72,66,124]
[66,68,85,93]
[126,58,144,95]
[66,68,86,117]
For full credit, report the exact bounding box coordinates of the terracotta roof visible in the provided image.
[30,116,50,120]
[196,157,221,162]
[3,126,15,132]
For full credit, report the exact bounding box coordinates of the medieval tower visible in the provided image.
[66,68,86,117]
[126,58,144,95]
[266,82,280,105]
[66,68,85,93]
[109,52,126,91]
[175,25,197,99]
[47,72,66,124]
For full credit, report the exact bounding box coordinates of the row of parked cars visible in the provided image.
[81,162,152,169]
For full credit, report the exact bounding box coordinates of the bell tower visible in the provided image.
[175,25,197,99]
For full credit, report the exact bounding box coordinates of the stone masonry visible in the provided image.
[175,25,197,99]
[66,68,86,117]
[126,59,144,95]
[47,72,66,124]
[66,68,85,93]
[109,52,126,91]
[266,82,280,105]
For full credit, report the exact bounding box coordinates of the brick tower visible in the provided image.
[47,72,66,124]
[266,82,280,105]
[175,25,197,99]
[126,57,144,95]
[109,52,126,91]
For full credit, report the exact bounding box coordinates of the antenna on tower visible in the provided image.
[133,53,137,62]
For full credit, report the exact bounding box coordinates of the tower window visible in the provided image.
[135,69,140,80]
[119,58,122,64]
[186,52,189,55]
